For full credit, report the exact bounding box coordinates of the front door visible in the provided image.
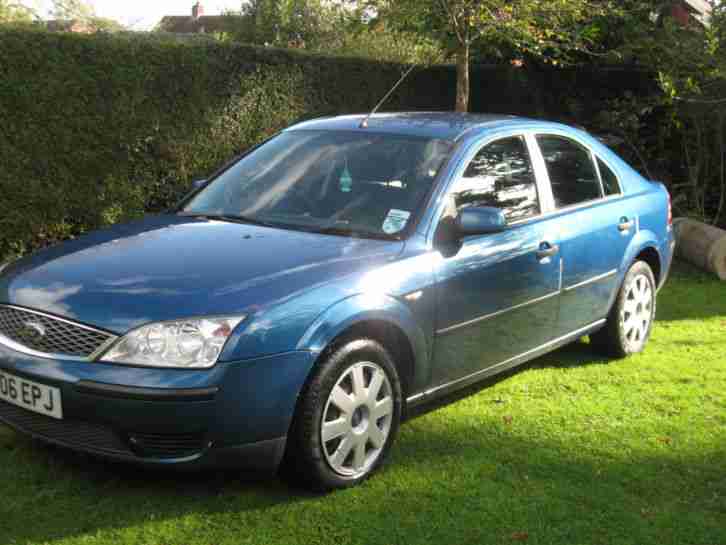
[430,135,561,389]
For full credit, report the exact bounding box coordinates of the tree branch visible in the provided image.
[438,0,464,45]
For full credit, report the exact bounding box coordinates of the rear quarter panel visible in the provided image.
[581,133,672,294]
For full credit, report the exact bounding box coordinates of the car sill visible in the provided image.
[407,319,606,406]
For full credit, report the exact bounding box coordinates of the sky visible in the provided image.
[20,0,243,30]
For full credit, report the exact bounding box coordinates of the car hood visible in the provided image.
[0,215,403,333]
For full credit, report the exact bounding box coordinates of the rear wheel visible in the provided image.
[591,260,657,358]
[281,339,402,491]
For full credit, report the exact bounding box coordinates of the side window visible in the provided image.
[597,157,621,196]
[451,136,540,223]
[537,135,603,208]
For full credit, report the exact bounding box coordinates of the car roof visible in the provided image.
[284,112,649,191]
[286,112,546,141]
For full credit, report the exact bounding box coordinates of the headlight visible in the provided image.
[99,316,245,369]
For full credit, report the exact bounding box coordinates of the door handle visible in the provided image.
[618,217,635,232]
[537,242,560,260]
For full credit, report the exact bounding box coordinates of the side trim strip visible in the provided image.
[562,269,617,293]
[435,290,560,336]
[75,380,219,402]
[407,319,606,404]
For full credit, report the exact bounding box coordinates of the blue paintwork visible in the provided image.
[0,112,675,470]
[457,207,507,235]
[431,218,562,387]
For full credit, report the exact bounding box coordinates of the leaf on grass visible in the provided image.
[503,415,513,425]
[511,532,529,541]
[657,436,673,445]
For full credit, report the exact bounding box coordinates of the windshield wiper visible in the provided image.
[179,212,281,228]
[313,225,397,241]
[180,213,398,240]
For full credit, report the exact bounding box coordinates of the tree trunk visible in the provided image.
[455,43,470,113]
[674,218,726,280]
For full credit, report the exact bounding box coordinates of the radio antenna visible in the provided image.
[360,64,417,129]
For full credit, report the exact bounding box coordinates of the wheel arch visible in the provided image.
[607,232,663,315]
[296,294,429,399]
[634,246,661,286]
[621,230,663,284]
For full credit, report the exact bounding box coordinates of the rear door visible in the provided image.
[533,134,635,335]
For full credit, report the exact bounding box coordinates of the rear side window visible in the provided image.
[537,135,603,208]
[597,157,621,196]
[451,136,540,222]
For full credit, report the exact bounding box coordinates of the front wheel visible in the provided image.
[281,338,402,491]
[591,260,657,358]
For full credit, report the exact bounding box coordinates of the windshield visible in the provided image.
[182,130,454,239]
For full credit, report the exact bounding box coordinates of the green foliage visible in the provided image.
[0,29,655,261]
[368,0,607,110]
[311,21,441,65]
[0,29,455,261]
[592,1,726,225]
[51,0,94,20]
[50,0,125,32]
[0,1,37,23]
[216,1,441,65]
[223,0,341,50]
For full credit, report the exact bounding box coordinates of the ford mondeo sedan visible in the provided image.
[0,113,674,490]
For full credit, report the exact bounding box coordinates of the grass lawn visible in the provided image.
[0,261,724,545]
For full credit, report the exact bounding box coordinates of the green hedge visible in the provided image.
[0,28,653,261]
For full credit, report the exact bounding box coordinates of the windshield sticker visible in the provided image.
[382,209,411,234]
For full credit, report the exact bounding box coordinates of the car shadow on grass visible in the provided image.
[2,408,724,545]
[407,339,609,421]
[0,429,315,544]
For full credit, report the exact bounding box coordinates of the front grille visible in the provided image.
[129,431,208,459]
[0,305,115,358]
[0,401,133,456]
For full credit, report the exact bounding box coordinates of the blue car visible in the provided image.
[0,113,674,490]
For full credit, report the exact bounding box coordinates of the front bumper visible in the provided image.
[0,343,316,471]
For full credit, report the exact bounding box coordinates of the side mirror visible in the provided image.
[192,178,207,190]
[456,206,507,236]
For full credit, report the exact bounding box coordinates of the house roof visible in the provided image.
[683,0,711,16]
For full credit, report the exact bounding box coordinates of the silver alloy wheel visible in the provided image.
[621,273,654,345]
[321,361,394,478]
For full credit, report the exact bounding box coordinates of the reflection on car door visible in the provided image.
[430,135,561,389]
[534,135,635,335]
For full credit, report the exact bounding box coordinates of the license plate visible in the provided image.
[0,370,63,419]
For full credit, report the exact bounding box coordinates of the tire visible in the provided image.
[591,260,657,358]
[281,338,402,492]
